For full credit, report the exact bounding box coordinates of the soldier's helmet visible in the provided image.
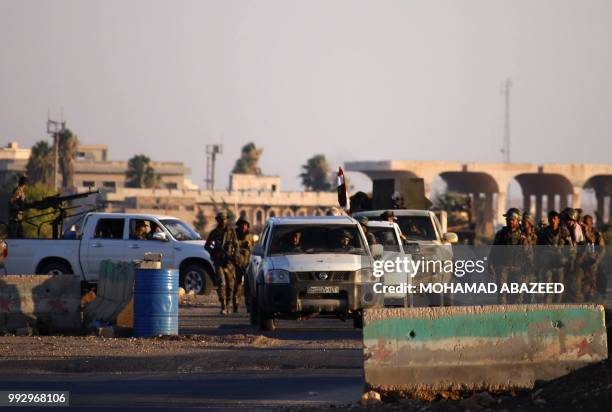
[356,216,369,226]
[522,212,535,226]
[503,208,521,220]
[563,208,578,222]
[340,229,354,240]
[215,212,228,221]
[18,175,28,186]
[236,217,250,227]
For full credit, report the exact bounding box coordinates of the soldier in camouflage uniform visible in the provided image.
[205,212,239,315]
[233,217,254,314]
[518,212,538,303]
[7,176,28,238]
[581,215,606,302]
[561,208,588,302]
[489,208,523,304]
[537,211,571,304]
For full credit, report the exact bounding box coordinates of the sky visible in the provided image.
[1,0,611,192]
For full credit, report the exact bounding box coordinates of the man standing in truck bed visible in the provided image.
[205,212,239,315]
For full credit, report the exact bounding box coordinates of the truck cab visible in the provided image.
[245,216,383,331]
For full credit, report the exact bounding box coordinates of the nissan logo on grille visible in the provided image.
[318,272,329,280]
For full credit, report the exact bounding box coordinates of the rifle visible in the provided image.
[23,190,100,211]
[21,190,101,239]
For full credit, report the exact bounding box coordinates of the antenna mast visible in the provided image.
[205,144,223,190]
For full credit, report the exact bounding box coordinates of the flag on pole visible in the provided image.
[337,167,350,212]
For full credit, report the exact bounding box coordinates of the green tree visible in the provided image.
[232,142,263,175]
[57,128,79,189]
[26,141,54,187]
[126,154,158,188]
[299,154,332,191]
[193,207,207,236]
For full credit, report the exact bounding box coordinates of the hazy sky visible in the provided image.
[1,0,611,192]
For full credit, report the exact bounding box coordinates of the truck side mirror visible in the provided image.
[443,232,458,244]
[370,244,384,260]
[252,245,264,256]
[152,232,168,242]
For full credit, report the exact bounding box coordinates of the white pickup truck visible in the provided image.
[3,212,215,294]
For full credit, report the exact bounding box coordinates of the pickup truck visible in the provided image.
[3,212,215,294]
[244,216,384,331]
[354,209,458,305]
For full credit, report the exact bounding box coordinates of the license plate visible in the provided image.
[307,286,339,294]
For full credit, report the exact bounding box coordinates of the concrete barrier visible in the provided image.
[83,260,134,325]
[363,304,608,396]
[0,275,81,333]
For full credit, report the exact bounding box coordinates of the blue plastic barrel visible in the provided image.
[133,268,179,337]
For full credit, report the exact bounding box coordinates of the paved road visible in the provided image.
[0,370,363,411]
[0,298,365,410]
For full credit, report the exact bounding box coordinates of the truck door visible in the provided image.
[81,217,127,281]
[124,218,174,267]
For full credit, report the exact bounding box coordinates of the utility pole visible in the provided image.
[500,78,512,163]
[46,117,66,191]
[205,144,223,190]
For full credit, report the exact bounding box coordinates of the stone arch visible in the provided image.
[583,174,612,224]
[281,208,294,217]
[514,173,574,221]
[254,208,265,225]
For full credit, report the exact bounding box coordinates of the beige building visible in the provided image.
[0,141,191,190]
[93,176,338,234]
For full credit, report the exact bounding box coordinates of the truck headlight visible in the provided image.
[264,269,291,284]
[354,267,375,284]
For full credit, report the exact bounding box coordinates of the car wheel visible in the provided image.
[257,293,276,332]
[40,261,72,276]
[181,265,213,295]
[353,311,363,329]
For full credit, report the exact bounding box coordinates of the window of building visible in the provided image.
[103,181,116,189]
[93,218,125,239]
[83,181,95,188]
[256,210,263,224]
[271,184,277,192]
[165,182,178,190]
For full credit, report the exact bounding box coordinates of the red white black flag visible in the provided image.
[337,167,350,211]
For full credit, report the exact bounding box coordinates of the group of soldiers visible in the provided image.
[204,212,254,315]
[490,207,607,304]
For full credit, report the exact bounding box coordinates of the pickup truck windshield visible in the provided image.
[160,219,201,241]
[269,224,366,255]
[368,226,401,252]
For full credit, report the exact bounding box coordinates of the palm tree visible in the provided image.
[57,128,79,189]
[26,141,54,187]
[126,154,157,188]
[299,154,332,191]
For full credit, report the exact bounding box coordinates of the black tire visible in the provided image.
[249,294,259,325]
[39,260,72,275]
[353,311,363,329]
[257,291,276,332]
[180,264,214,295]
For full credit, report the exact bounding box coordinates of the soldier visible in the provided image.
[581,215,606,302]
[379,210,407,242]
[537,211,571,303]
[562,208,588,302]
[7,176,28,238]
[489,208,523,304]
[233,217,254,314]
[356,216,377,245]
[337,229,354,251]
[536,217,548,238]
[205,212,239,315]
[519,212,538,303]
